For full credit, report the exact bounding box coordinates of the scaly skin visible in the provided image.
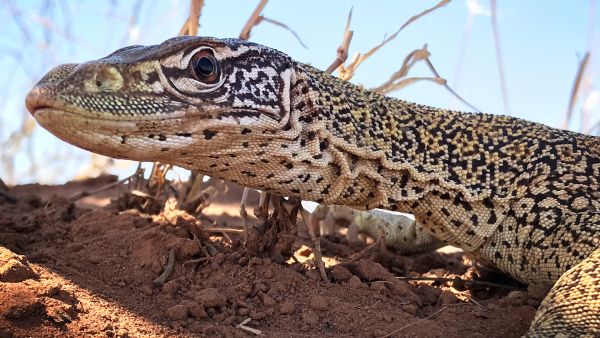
[25,37,600,336]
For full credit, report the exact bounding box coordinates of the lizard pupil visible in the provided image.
[195,57,214,76]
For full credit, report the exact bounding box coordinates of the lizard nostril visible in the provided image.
[93,66,124,92]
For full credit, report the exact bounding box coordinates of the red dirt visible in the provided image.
[0,176,536,337]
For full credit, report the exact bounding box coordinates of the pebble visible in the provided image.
[166,304,188,321]
[263,269,274,279]
[330,265,352,282]
[116,328,129,338]
[309,295,329,311]
[238,257,249,266]
[301,310,319,325]
[279,300,296,315]
[262,294,277,307]
[438,291,459,305]
[401,304,418,315]
[346,275,366,289]
[195,288,227,308]
[249,257,263,266]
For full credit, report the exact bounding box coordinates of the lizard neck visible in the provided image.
[286,63,533,211]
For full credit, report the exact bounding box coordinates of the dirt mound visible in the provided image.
[0,177,536,337]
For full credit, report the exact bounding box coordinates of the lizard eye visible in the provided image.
[190,50,220,84]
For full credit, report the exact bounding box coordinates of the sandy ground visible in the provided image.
[0,175,537,337]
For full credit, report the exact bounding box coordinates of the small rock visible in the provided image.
[175,240,200,260]
[401,304,418,315]
[304,269,321,281]
[254,282,269,293]
[351,260,394,282]
[346,275,366,289]
[369,281,389,294]
[250,310,266,320]
[166,304,188,321]
[0,247,38,282]
[279,300,295,315]
[309,295,329,311]
[238,307,250,316]
[438,291,459,305]
[238,257,249,266]
[183,301,207,319]
[301,310,319,325]
[195,288,227,308]
[501,291,528,307]
[116,328,129,338]
[262,294,277,307]
[330,265,352,283]
[263,269,274,279]
[249,257,263,266]
[212,253,226,265]
[161,280,179,295]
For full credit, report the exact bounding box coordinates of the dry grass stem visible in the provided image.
[373,45,480,112]
[236,318,263,336]
[335,0,451,81]
[563,52,590,129]
[300,208,330,283]
[178,0,204,36]
[238,0,306,48]
[325,8,354,74]
[380,306,448,337]
[239,0,269,40]
[258,17,307,49]
[423,57,481,112]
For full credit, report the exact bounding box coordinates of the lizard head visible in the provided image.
[25,36,300,168]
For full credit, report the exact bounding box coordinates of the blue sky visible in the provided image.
[1,1,598,184]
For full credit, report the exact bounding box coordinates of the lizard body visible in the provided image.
[25,37,600,337]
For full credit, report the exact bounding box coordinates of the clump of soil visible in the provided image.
[0,176,536,337]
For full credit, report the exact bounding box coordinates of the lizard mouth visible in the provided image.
[25,87,52,116]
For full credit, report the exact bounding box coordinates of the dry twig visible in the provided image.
[178,0,204,36]
[238,0,307,48]
[380,306,448,337]
[300,207,330,283]
[236,318,263,336]
[563,52,590,129]
[334,0,451,81]
[325,8,354,74]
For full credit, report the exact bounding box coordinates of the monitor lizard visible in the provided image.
[25,36,599,337]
